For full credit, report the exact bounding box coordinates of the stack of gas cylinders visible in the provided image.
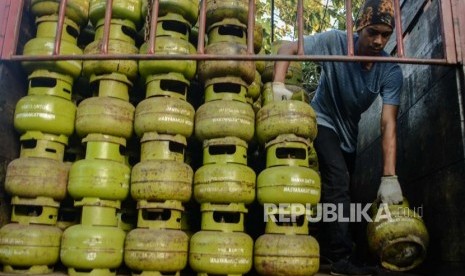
[0,0,89,274]
[253,40,321,275]
[126,0,198,274]
[190,0,256,274]
[60,0,143,274]
[0,1,430,276]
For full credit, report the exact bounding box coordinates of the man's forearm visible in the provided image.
[273,60,290,82]
[382,123,397,176]
[381,105,399,176]
[273,41,298,82]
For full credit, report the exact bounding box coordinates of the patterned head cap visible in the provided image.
[356,0,395,31]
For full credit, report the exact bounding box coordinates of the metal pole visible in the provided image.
[345,0,354,56]
[148,0,160,54]
[440,0,458,64]
[53,0,68,55]
[393,0,404,58]
[247,0,255,55]
[297,0,304,55]
[197,0,206,54]
[271,0,275,43]
[100,0,113,54]
[9,53,453,66]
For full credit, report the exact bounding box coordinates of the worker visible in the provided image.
[273,0,403,275]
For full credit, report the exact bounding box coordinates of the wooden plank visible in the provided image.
[402,0,442,58]
[385,0,429,53]
[400,0,449,103]
[397,70,463,183]
[0,63,26,160]
[409,161,465,266]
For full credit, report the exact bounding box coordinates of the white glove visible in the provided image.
[272,82,293,101]
[377,175,403,205]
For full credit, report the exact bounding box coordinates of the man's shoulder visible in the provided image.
[318,29,348,40]
[380,54,403,74]
[305,29,349,52]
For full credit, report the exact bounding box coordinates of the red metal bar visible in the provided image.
[452,0,465,63]
[393,0,404,58]
[0,0,9,55]
[271,0,274,42]
[440,0,458,64]
[147,0,160,54]
[52,0,68,55]
[1,0,461,66]
[100,0,113,54]
[1,0,23,59]
[8,52,453,65]
[197,0,206,54]
[297,0,304,55]
[246,0,255,55]
[345,0,354,56]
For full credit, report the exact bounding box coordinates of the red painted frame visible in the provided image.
[0,0,462,65]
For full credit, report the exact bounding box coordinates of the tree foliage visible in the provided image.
[255,0,365,91]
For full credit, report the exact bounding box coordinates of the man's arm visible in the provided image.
[381,104,398,175]
[378,103,403,204]
[273,41,298,82]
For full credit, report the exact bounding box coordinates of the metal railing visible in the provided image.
[0,0,463,65]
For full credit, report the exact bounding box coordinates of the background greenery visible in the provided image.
[256,0,364,91]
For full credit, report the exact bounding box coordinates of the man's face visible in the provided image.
[357,24,393,56]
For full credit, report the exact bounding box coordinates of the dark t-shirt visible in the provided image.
[304,30,403,152]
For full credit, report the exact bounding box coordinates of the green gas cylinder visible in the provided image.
[194,137,255,204]
[139,36,197,81]
[14,94,76,137]
[367,199,429,271]
[18,131,68,160]
[89,0,143,29]
[5,156,69,201]
[35,15,80,44]
[22,37,83,78]
[124,201,189,274]
[189,203,253,275]
[83,39,138,80]
[198,42,255,87]
[0,223,62,274]
[256,100,317,145]
[134,95,195,138]
[208,20,247,45]
[60,199,126,276]
[204,80,248,103]
[205,0,248,28]
[75,95,135,139]
[142,0,199,26]
[195,99,255,142]
[27,70,74,100]
[68,134,130,201]
[30,0,90,26]
[254,233,319,276]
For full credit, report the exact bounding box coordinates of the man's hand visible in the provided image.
[378,175,403,204]
[272,82,293,101]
